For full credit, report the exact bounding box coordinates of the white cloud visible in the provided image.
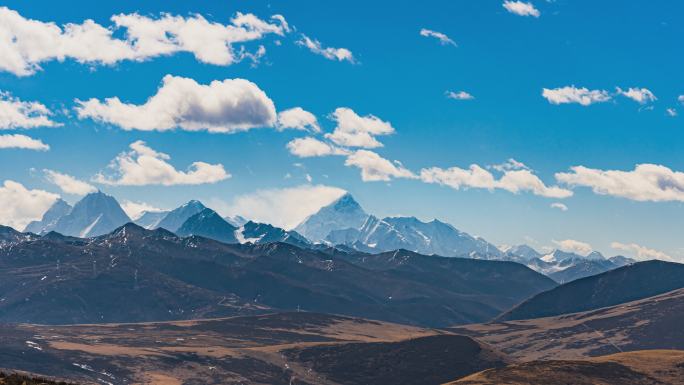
[0,7,288,76]
[286,137,348,158]
[344,150,416,182]
[550,202,568,211]
[325,107,395,148]
[277,107,320,132]
[76,75,276,133]
[490,158,529,172]
[121,200,165,220]
[666,108,677,117]
[0,134,49,150]
[678,95,684,105]
[0,91,58,129]
[618,87,657,104]
[419,28,456,46]
[44,169,96,195]
[220,184,347,229]
[420,164,572,198]
[542,86,611,106]
[446,90,474,100]
[0,180,59,230]
[296,34,355,63]
[553,239,592,256]
[503,1,541,17]
[611,242,675,262]
[94,140,230,186]
[555,164,684,202]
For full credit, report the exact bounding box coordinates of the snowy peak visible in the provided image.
[24,198,73,234]
[156,200,207,232]
[134,210,170,229]
[295,193,369,242]
[328,215,502,258]
[52,191,131,238]
[501,244,542,261]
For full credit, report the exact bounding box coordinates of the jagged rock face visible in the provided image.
[24,199,72,234]
[237,221,310,247]
[51,192,130,237]
[295,193,369,243]
[156,200,206,232]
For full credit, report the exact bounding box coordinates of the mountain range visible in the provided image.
[0,222,555,326]
[18,191,639,283]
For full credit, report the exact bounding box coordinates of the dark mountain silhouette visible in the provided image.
[497,260,684,321]
[0,224,554,326]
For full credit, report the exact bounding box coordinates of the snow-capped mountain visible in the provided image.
[24,198,72,234]
[504,247,637,283]
[500,244,542,261]
[295,193,370,242]
[51,191,131,237]
[237,221,310,247]
[327,215,502,258]
[134,210,170,229]
[176,208,238,244]
[156,200,206,232]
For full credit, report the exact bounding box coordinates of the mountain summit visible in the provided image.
[156,200,206,232]
[24,198,72,234]
[295,193,369,242]
[51,191,131,237]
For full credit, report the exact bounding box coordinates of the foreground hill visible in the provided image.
[452,287,684,361]
[449,350,684,385]
[497,260,684,321]
[0,312,505,385]
[0,224,555,326]
[0,372,78,385]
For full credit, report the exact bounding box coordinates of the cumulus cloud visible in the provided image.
[325,107,395,148]
[44,169,96,195]
[666,108,677,117]
[503,1,540,17]
[446,90,474,100]
[420,28,456,46]
[121,200,165,220]
[420,163,572,198]
[611,242,675,262]
[618,87,657,104]
[296,34,355,63]
[277,107,320,132]
[286,137,348,158]
[75,75,276,133]
[0,91,58,129]
[553,239,592,256]
[220,184,347,229]
[94,140,230,186]
[550,202,568,211]
[344,150,416,182]
[542,86,611,106]
[0,134,49,150]
[0,180,59,230]
[0,7,288,76]
[555,164,684,202]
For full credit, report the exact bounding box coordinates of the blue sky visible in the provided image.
[1,0,683,261]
